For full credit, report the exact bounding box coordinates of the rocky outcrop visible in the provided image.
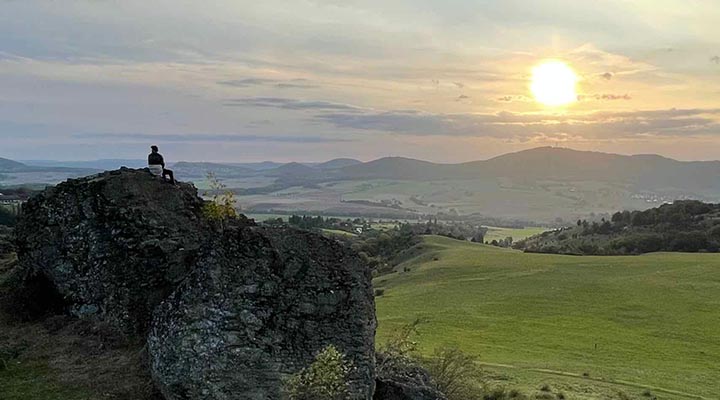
[149,226,376,399]
[12,168,377,399]
[15,168,211,334]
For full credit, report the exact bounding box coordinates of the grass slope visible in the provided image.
[374,236,720,399]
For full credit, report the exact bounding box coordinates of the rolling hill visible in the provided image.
[374,235,720,399]
[337,147,720,196]
[170,162,255,178]
[0,158,28,172]
[316,158,362,170]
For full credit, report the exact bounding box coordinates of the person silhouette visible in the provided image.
[147,145,175,184]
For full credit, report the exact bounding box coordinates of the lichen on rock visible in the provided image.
[148,226,376,399]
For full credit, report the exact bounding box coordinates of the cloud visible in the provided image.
[315,108,720,140]
[455,94,470,102]
[217,78,278,87]
[711,56,720,65]
[218,78,319,89]
[452,82,465,88]
[223,97,362,111]
[578,93,632,101]
[73,132,352,143]
[496,95,532,103]
[600,72,613,80]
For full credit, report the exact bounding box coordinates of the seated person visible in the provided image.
[148,145,175,184]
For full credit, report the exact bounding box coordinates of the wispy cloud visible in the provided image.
[496,95,532,103]
[223,97,362,111]
[74,132,352,143]
[578,93,632,101]
[218,78,319,89]
[316,108,720,140]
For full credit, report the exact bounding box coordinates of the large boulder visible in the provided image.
[14,168,213,334]
[148,225,376,400]
[12,168,377,398]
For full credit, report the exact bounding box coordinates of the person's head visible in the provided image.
[151,145,159,153]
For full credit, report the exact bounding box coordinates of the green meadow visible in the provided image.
[484,226,547,243]
[374,236,720,399]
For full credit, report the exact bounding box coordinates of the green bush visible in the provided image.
[282,345,353,400]
[424,345,484,400]
[202,172,238,228]
[483,387,528,400]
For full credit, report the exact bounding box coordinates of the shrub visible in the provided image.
[202,172,238,228]
[376,319,423,376]
[282,345,353,400]
[483,387,528,400]
[424,345,484,400]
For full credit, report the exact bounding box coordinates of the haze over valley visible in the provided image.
[4,146,719,225]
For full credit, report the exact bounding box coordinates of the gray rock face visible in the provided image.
[148,226,376,400]
[15,168,210,334]
[12,168,376,398]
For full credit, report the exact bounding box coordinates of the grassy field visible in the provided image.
[484,226,547,243]
[374,236,720,399]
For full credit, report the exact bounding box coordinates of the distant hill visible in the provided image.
[171,162,255,178]
[316,158,362,170]
[227,161,284,171]
[0,158,28,172]
[516,200,720,255]
[337,147,720,196]
[264,162,323,178]
[338,157,451,180]
[21,159,147,170]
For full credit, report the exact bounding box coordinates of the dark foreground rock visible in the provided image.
[149,226,376,399]
[0,226,14,255]
[14,168,211,334]
[11,168,377,399]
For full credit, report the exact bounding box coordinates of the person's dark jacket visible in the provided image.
[148,152,165,167]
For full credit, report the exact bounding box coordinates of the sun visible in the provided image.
[530,60,578,107]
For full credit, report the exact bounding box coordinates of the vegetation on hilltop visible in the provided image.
[516,200,720,255]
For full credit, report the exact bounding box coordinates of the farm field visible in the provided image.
[374,236,720,399]
[484,226,548,243]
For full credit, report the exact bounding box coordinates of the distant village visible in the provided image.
[630,192,697,204]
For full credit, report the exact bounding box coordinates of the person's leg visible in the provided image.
[163,168,175,184]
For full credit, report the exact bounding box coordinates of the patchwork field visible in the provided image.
[374,236,720,399]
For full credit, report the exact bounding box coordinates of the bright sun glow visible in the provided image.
[530,61,578,106]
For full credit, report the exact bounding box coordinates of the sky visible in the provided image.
[1,0,719,162]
